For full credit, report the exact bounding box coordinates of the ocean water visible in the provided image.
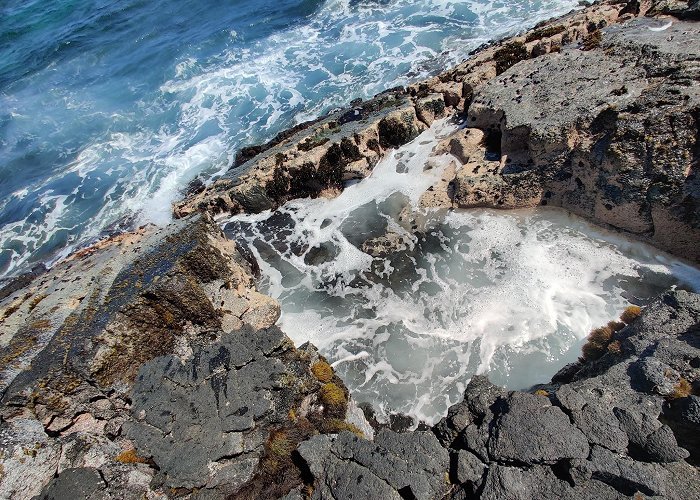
[0,0,581,277]
[224,120,700,424]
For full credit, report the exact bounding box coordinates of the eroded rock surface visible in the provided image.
[280,290,700,499]
[173,0,635,224]
[173,93,433,219]
[0,216,364,499]
[1,1,699,499]
[173,2,700,264]
[430,290,700,499]
[455,16,700,260]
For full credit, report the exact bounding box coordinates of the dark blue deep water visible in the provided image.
[0,0,578,276]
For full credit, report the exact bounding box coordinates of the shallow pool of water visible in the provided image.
[223,121,700,424]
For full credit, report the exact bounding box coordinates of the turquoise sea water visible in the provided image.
[0,0,579,277]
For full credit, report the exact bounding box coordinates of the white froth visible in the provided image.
[1,0,582,277]
[224,120,700,426]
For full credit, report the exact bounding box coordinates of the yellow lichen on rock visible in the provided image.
[620,305,642,324]
[311,360,334,383]
[115,449,149,464]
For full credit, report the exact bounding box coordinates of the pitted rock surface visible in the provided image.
[126,325,318,491]
[297,430,450,500]
[457,17,700,261]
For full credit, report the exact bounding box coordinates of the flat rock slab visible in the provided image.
[487,392,590,464]
[298,430,450,500]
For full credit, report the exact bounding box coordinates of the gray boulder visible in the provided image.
[487,392,590,464]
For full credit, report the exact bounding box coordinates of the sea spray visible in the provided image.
[224,119,700,425]
[0,0,581,277]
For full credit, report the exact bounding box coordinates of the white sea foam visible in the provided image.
[224,120,700,425]
[0,0,581,278]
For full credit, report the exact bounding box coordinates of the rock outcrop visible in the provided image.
[173,93,436,219]
[458,15,700,260]
[173,0,636,223]
[4,284,700,499]
[1,1,699,499]
[433,290,700,499]
[0,216,367,499]
[292,290,700,499]
[174,1,700,263]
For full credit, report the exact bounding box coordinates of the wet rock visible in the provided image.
[551,361,583,384]
[434,375,503,449]
[0,264,46,302]
[183,176,206,197]
[174,93,427,218]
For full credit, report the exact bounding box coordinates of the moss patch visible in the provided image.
[0,334,38,367]
[319,418,365,438]
[266,430,296,462]
[525,25,566,43]
[620,305,642,324]
[607,340,622,355]
[582,30,602,51]
[238,419,318,499]
[669,378,693,400]
[320,383,346,408]
[581,306,643,361]
[311,360,334,383]
[28,294,47,312]
[494,42,528,75]
[582,325,614,360]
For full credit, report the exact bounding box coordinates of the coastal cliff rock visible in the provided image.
[456,16,700,260]
[4,237,700,500]
[172,0,700,264]
[173,0,635,224]
[0,216,366,499]
[0,1,699,499]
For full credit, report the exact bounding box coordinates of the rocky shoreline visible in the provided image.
[2,0,700,498]
[174,0,700,264]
